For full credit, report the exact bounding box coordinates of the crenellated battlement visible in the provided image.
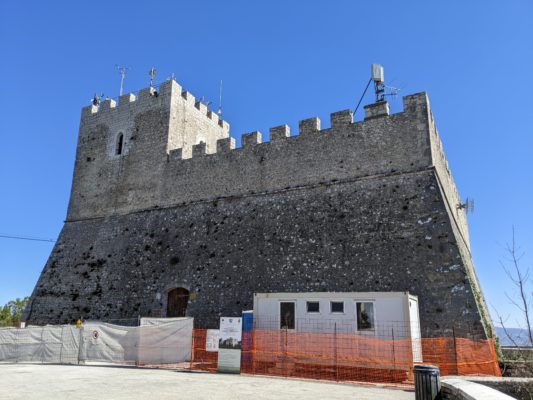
[167,93,416,162]
[70,86,467,254]
[80,79,230,135]
[71,89,434,219]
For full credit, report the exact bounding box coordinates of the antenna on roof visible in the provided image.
[115,65,130,96]
[371,64,400,102]
[148,67,158,97]
[355,64,401,115]
[457,197,475,214]
[91,93,104,106]
[217,80,223,116]
[371,64,385,102]
[149,67,157,88]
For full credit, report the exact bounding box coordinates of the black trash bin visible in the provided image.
[414,364,441,400]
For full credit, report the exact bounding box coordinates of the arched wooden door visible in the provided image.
[167,288,189,317]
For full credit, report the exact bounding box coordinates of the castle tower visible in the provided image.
[25,79,492,338]
[68,80,229,221]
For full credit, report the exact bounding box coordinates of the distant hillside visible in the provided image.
[496,327,532,347]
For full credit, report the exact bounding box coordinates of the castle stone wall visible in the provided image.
[26,169,484,336]
[68,88,433,222]
[68,80,229,221]
[26,80,491,338]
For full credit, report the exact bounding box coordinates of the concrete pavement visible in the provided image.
[0,364,414,400]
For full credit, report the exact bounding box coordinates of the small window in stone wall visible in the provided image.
[306,301,320,313]
[116,133,124,155]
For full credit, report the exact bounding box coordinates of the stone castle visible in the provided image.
[24,78,492,337]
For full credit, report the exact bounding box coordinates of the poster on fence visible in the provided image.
[206,329,219,352]
[217,317,242,373]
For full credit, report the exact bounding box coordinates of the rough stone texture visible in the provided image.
[298,117,320,135]
[25,80,491,338]
[241,131,262,147]
[68,80,230,221]
[269,125,290,141]
[364,101,389,119]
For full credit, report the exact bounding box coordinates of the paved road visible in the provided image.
[1,364,414,400]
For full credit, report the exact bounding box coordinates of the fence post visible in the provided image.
[252,328,256,374]
[77,323,84,365]
[392,327,396,382]
[59,325,64,363]
[189,328,195,370]
[333,322,339,382]
[136,322,140,367]
[284,327,288,377]
[39,325,45,363]
[452,326,459,375]
[14,326,20,363]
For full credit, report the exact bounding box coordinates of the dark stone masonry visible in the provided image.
[24,79,492,337]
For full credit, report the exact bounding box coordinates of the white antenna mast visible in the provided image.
[353,64,401,117]
[371,64,399,102]
[149,67,157,88]
[217,80,223,116]
[115,65,130,96]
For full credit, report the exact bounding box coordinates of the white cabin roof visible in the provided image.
[253,291,417,301]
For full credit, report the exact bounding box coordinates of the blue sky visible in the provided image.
[0,1,532,328]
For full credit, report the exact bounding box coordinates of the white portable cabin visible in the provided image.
[253,291,422,362]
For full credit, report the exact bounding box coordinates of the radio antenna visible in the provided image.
[355,64,400,116]
[371,64,385,102]
[149,67,157,88]
[457,197,475,215]
[115,65,130,96]
[371,64,400,102]
[217,80,223,116]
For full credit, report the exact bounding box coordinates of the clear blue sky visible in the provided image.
[0,1,532,328]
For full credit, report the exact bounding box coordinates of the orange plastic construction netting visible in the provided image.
[421,337,501,377]
[190,329,218,372]
[190,329,500,385]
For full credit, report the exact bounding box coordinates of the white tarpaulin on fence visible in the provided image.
[0,325,80,364]
[0,318,193,365]
[80,318,193,365]
[140,317,190,326]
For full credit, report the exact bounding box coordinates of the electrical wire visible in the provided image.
[0,234,56,243]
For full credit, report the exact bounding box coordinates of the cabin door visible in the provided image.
[280,301,295,330]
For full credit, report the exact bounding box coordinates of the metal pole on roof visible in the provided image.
[116,65,130,96]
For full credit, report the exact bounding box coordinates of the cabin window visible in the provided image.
[331,301,344,313]
[356,302,375,330]
[116,133,124,155]
[306,301,320,313]
[280,302,295,329]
